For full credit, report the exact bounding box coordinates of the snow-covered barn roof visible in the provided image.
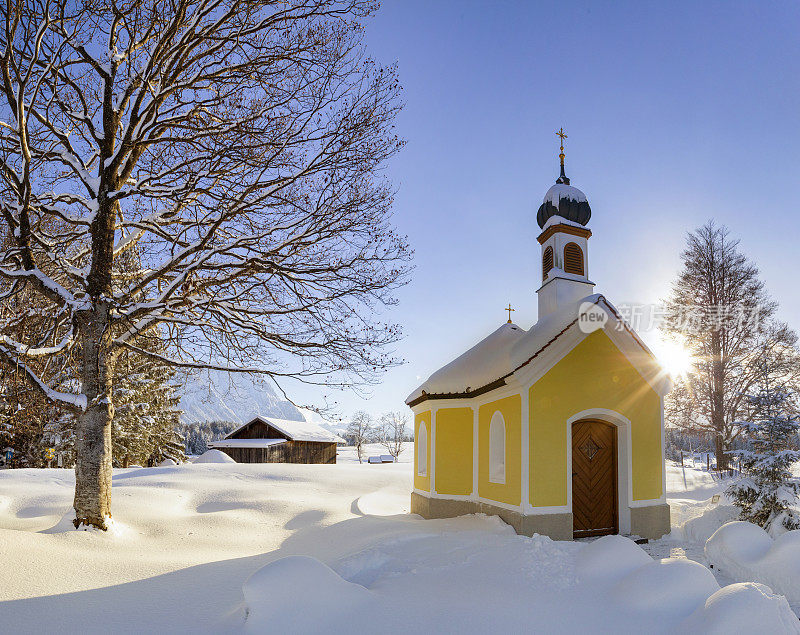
[208,438,287,449]
[406,294,671,405]
[225,416,345,444]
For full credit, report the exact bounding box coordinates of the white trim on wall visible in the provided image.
[660,395,667,500]
[520,388,530,509]
[525,504,571,515]
[430,406,437,494]
[472,407,479,496]
[629,498,666,508]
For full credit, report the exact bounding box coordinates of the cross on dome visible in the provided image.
[505,303,515,323]
[556,127,567,159]
[555,127,569,185]
[536,128,591,228]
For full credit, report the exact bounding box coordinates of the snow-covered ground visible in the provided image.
[336,441,413,464]
[1,454,798,633]
[642,459,800,617]
[642,462,740,588]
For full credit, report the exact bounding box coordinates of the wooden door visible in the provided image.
[572,419,618,538]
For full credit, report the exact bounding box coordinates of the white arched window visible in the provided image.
[489,411,505,484]
[417,422,428,477]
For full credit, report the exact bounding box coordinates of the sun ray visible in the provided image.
[651,336,695,379]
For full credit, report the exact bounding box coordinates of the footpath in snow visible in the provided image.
[0,453,798,633]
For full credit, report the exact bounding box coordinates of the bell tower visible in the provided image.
[536,129,595,319]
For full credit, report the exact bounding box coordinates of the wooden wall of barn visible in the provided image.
[218,441,337,464]
[231,420,288,440]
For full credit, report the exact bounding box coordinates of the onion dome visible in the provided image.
[536,128,592,228]
[536,182,591,228]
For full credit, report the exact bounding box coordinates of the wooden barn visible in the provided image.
[208,416,344,464]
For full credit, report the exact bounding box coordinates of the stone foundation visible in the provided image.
[630,503,671,539]
[411,492,670,541]
[410,492,572,540]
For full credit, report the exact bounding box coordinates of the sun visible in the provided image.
[652,337,695,379]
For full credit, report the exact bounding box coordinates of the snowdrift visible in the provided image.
[681,582,800,633]
[577,535,798,630]
[672,502,738,544]
[578,535,719,619]
[2,462,798,633]
[192,449,236,464]
[575,534,652,583]
[243,556,372,633]
[243,531,799,633]
[705,521,800,606]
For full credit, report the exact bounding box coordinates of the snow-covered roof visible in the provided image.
[208,438,287,449]
[542,183,588,207]
[406,322,526,402]
[226,416,345,444]
[406,294,668,404]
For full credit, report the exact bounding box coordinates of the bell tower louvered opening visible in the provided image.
[542,246,554,280]
[564,242,584,276]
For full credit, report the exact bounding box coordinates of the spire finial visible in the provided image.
[505,303,515,324]
[556,127,567,164]
[555,127,570,184]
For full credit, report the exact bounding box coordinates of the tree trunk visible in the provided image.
[710,331,728,471]
[714,433,726,473]
[73,302,115,530]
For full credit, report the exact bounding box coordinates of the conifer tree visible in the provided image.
[0,366,73,466]
[727,355,800,534]
[176,420,239,456]
[112,338,185,467]
[0,230,77,466]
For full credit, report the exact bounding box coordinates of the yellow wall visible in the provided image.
[434,407,473,496]
[414,411,431,492]
[528,330,663,507]
[478,395,521,506]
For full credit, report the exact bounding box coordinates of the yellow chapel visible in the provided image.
[406,134,672,540]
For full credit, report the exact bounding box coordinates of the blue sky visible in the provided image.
[291,0,800,420]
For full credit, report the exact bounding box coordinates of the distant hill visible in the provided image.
[178,370,302,424]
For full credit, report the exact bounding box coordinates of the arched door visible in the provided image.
[572,419,618,538]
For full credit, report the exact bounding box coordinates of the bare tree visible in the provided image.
[346,410,372,463]
[662,221,799,470]
[378,410,406,460]
[0,0,408,528]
